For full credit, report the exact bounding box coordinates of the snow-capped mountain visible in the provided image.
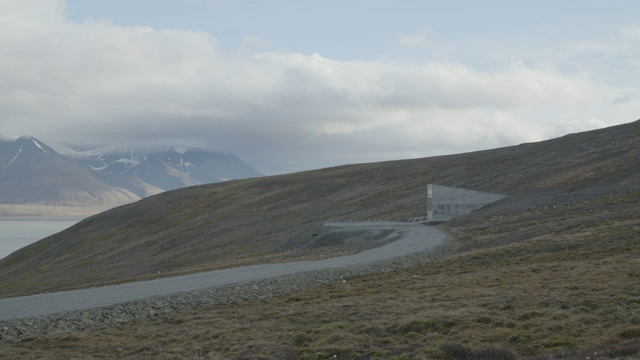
[0,136,263,208]
[73,145,263,191]
[0,136,140,206]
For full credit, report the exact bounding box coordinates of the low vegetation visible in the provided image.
[1,120,639,358]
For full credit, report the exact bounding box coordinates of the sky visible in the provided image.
[1,0,638,175]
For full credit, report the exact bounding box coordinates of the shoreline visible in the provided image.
[0,204,111,218]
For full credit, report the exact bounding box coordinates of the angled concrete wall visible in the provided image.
[426,184,506,222]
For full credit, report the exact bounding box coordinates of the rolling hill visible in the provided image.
[0,120,639,358]
[1,120,637,296]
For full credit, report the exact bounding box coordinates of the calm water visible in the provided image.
[0,217,82,259]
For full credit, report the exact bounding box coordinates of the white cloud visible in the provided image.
[0,0,65,24]
[0,1,634,174]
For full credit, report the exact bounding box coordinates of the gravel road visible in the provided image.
[0,223,448,341]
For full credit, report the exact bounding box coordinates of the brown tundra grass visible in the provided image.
[2,121,639,359]
[2,196,639,359]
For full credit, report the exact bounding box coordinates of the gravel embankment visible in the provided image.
[0,236,454,343]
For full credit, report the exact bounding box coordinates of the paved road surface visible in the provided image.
[0,223,444,321]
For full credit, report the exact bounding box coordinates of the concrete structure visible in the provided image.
[426,184,506,222]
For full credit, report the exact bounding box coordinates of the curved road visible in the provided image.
[0,223,444,321]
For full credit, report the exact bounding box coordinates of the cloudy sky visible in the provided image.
[1,0,638,174]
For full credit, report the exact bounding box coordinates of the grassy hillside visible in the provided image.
[1,120,639,358]
[0,121,638,298]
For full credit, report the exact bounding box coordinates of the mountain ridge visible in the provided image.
[0,136,140,207]
[71,144,263,191]
[75,144,233,157]
[0,137,263,210]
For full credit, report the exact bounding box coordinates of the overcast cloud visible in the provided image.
[1,0,638,174]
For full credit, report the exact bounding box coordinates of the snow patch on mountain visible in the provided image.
[32,139,47,153]
[3,149,22,169]
[83,145,203,157]
[89,164,109,171]
[178,157,194,167]
[173,146,187,155]
[162,163,202,187]
[115,158,141,167]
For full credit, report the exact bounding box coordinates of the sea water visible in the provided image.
[0,217,82,259]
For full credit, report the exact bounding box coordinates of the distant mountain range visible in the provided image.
[71,145,263,193]
[0,136,262,207]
